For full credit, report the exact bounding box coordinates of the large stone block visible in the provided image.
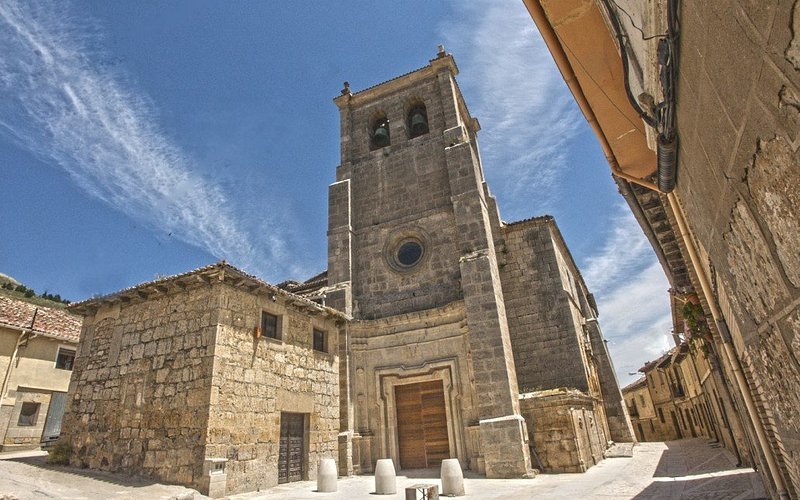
[479,415,532,478]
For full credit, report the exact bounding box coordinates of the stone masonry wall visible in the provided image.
[500,220,590,393]
[204,284,339,494]
[62,286,218,488]
[675,1,800,495]
[520,390,606,473]
[2,389,52,449]
[338,68,464,320]
[586,320,635,442]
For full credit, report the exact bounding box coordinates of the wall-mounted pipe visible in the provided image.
[667,192,788,499]
[601,0,680,194]
[0,330,27,404]
[657,135,677,192]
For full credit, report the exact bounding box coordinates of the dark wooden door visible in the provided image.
[395,380,450,469]
[278,413,305,483]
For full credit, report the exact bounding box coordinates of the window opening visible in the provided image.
[55,347,76,370]
[261,312,279,340]
[396,241,423,267]
[313,329,326,353]
[18,402,40,426]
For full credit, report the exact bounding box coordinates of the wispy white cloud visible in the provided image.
[441,0,583,218]
[581,205,674,386]
[0,1,291,277]
[582,203,654,295]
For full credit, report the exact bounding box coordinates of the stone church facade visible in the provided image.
[300,51,632,477]
[61,52,631,496]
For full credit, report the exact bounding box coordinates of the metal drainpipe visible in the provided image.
[0,330,27,404]
[667,192,789,499]
[0,307,37,404]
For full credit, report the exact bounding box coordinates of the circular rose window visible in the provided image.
[396,240,423,267]
[385,231,428,272]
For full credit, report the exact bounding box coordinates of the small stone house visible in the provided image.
[0,294,81,451]
[62,262,346,497]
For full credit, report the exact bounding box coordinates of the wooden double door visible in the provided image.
[278,413,305,484]
[395,380,450,469]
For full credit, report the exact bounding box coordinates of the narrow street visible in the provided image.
[0,439,766,499]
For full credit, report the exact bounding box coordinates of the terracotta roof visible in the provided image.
[503,214,553,227]
[345,63,432,98]
[639,345,680,372]
[69,261,347,321]
[672,342,690,363]
[0,295,81,343]
[278,270,328,298]
[621,376,647,392]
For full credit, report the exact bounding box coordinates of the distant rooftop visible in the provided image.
[0,294,81,343]
[621,376,647,393]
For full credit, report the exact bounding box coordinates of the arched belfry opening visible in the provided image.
[369,112,391,150]
[406,99,429,139]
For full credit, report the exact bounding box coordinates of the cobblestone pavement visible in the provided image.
[0,439,766,499]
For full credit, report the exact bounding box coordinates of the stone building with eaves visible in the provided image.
[61,51,632,497]
[63,263,345,496]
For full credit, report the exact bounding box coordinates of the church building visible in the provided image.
[289,49,632,477]
[60,50,632,497]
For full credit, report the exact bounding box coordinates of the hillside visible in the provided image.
[0,273,70,308]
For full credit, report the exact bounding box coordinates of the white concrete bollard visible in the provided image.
[374,459,397,495]
[440,458,465,496]
[317,458,338,493]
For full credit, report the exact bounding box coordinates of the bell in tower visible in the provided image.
[371,117,390,148]
[408,105,429,138]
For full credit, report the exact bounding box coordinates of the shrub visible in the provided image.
[47,442,72,465]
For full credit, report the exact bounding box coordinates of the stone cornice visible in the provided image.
[334,54,458,109]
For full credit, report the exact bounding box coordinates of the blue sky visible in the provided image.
[0,0,670,385]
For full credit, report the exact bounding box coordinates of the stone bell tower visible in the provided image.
[328,49,531,478]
